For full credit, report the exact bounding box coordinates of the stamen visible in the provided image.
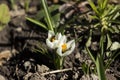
[62,43,67,53]
[51,36,55,42]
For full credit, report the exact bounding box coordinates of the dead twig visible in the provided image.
[40,67,82,76]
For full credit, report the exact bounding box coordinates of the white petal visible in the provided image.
[56,47,63,56]
[59,35,67,45]
[48,30,55,39]
[46,39,54,48]
[52,40,59,49]
[62,50,72,57]
[70,40,75,51]
[62,35,67,43]
[55,33,61,40]
[67,40,75,49]
[58,33,62,40]
[62,40,75,57]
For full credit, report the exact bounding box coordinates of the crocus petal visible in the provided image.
[62,40,75,57]
[69,40,75,51]
[67,40,75,49]
[59,35,67,45]
[46,39,58,49]
[55,33,62,43]
[62,35,67,43]
[53,40,59,49]
[48,30,55,39]
[56,47,63,56]
[46,39,54,48]
[62,50,73,57]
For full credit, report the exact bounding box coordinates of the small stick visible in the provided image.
[41,67,82,76]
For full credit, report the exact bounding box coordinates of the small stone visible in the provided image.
[0,50,12,66]
[73,72,79,79]
[0,75,6,80]
[23,72,33,80]
[23,61,31,70]
[37,64,49,73]
[91,42,98,51]
[0,50,12,60]
[75,52,81,59]
[29,73,46,80]
[91,74,99,80]
[15,27,22,32]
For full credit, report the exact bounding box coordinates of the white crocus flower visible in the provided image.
[46,30,62,49]
[56,35,75,57]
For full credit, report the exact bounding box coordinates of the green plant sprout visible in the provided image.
[0,4,10,31]
[24,0,31,12]
[40,0,75,69]
[84,0,120,80]
[27,0,75,69]
[10,0,17,10]
[10,0,30,12]
[10,0,15,9]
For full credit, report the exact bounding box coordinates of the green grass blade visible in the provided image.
[107,34,112,49]
[98,0,103,9]
[109,20,120,24]
[96,55,106,80]
[88,0,99,15]
[103,0,109,9]
[41,0,54,31]
[26,17,48,30]
[85,47,96,63]
[105,51,120,69]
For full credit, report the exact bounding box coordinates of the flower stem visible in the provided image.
[54,55,64,69]
[59,57,64,69]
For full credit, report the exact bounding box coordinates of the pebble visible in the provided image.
[0,75,6,80]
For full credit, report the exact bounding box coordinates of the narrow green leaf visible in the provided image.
[98,0,103,9]
[107,5,120,19]
[107,34,112,49]
[96,55,106,80]
[103,0,109,10]
[86,29,92,47]
[90,15,99,20]
[100,33,105,56]
[41,0,54,31]
[82,62,89,75]
[105,51,120,69]
[35,5,60,20]
[88,0,99,15]
[109,20,120,24]
[108,27,114,33]
[109,25,120,33]
[85,47,96,63]
[26,17,48,30]
[86,37,91,47]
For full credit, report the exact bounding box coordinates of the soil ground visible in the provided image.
[0,0,120,80]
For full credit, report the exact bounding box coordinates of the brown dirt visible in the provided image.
[0,0,120,80]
